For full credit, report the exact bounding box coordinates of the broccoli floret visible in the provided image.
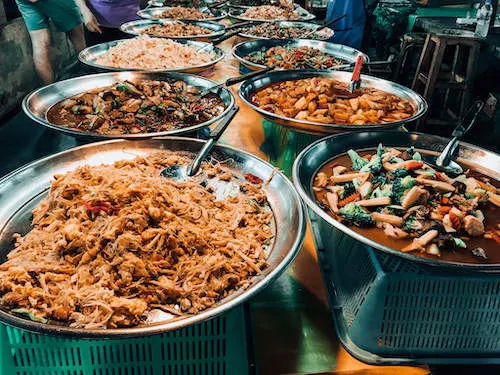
[360,154,382,174]
[403,213,422,231]
[413,152,422,161]
[390,168,409,178]
[371,184,392,199]
[347,149,369,170]
[341,182,356,199]
[339,203,375,228]
[383,205,406,217]
[377,143,385,157]
[392,176,415,204]
[372,174,388,186]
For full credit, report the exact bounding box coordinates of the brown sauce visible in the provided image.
[314,149,500,265]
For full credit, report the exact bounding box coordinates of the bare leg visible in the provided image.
[66,23,86,54]
[29,28,54,85]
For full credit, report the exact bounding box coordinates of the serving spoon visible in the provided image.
[199,66,274,97]
[301,13,347,39]
[422,100,484,176]
[160,105,239,180]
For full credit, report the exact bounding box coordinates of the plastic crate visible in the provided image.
[308,209,500,365]
[0,306,250,375]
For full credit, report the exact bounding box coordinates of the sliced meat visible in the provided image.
[463,215,485,237]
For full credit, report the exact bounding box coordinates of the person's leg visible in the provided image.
[66,23,86,53]
[29,28,54,85]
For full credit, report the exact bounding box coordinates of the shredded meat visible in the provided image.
[0,153,273,329]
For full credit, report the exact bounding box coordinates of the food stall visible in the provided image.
[0,0,498,374]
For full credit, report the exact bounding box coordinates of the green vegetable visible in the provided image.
[347,149,369,170]
[453,237,467,248]
[413,152,422,161]
[390,156,405,163]
[12,308,48,323]
[372,174,388,186]
[339,203,375,228]
[403,213,422,231]
[116,83,134,94]
[390,168,409,178]
[376,143,385,157]
[353,178,361,191]
[341,182,356,199]
[392,175,415,204]
[371,184,392,199]
[360,154,382,174]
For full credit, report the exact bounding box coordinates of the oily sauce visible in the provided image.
[314,150,500,265]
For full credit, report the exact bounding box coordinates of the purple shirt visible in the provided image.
[88,0,141,28]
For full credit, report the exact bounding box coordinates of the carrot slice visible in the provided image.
[487,228,500,245]
[338,193,360,208]
[449,210,461,232]
[405,161,423,170]
[438,205,452,214]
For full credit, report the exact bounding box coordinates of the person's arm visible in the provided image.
[73,0,102,33]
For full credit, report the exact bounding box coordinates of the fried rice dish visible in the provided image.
[94,36,216,70]
[0,153,273,329]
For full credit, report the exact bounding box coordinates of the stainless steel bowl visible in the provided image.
[78,38,225,74]
[238,70,428,134]
[228,7,315,22]
[0,137,306,337]
[238,21,334,40]
[120,19,226,40]
[232,39,368,71]
[137,7,227,21]
[22,71,235,140]
[293,130,500,271]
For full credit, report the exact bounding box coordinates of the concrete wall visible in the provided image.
[0,17,76,119]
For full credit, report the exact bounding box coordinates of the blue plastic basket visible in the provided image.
[308,209,500,365]
[0,306,250,375]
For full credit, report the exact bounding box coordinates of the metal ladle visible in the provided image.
[160,105,239,180]
[422,100,484,176]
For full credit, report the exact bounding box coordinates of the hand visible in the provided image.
[82,10,102,33]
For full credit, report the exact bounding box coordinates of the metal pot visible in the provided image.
[0,137,306,337]
[293,130,500,271]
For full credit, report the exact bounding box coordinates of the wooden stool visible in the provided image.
[392,32,426,85]
[411,34,480,130]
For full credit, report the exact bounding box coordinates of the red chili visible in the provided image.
[84,200,118,215]
[244,173,263,184]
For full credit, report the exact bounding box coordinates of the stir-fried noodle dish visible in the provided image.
[0,153,273,328]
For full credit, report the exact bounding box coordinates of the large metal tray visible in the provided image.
[0,137,306,338]
[238,20,333,40]
[137,7,227,21]
[78,38,224,73]
[120,19,226,40]
[238,70,428,134]
[293,130,500,270]
[22,72,235,140]
[232,39,368,71]
[228,6,315,22]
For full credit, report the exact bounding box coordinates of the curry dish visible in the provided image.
[46,80,225,135]
[154,7,215,20]
[244,45,347,70]
[250,77,415,125]
[0,153,273,328]
[313,145,500,264]
[240,5,302,20]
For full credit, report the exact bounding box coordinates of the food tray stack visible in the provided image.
[308,209,500,365]
[0,306,249,375]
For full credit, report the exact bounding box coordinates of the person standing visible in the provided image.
[75,0,142,46]
[325,0,366,49]
[15,0,98,84]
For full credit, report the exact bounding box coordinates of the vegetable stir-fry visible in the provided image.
[314,144,500,260]
[47,80,225,135]
[244,22,332,40]
[244,45,347,70]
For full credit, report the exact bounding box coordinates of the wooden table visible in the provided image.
[200,36,430,375]
[0,35,434,375]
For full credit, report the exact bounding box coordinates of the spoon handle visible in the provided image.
[436,100,484,168]
[187,106,240,176]
[225,66,274,87]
